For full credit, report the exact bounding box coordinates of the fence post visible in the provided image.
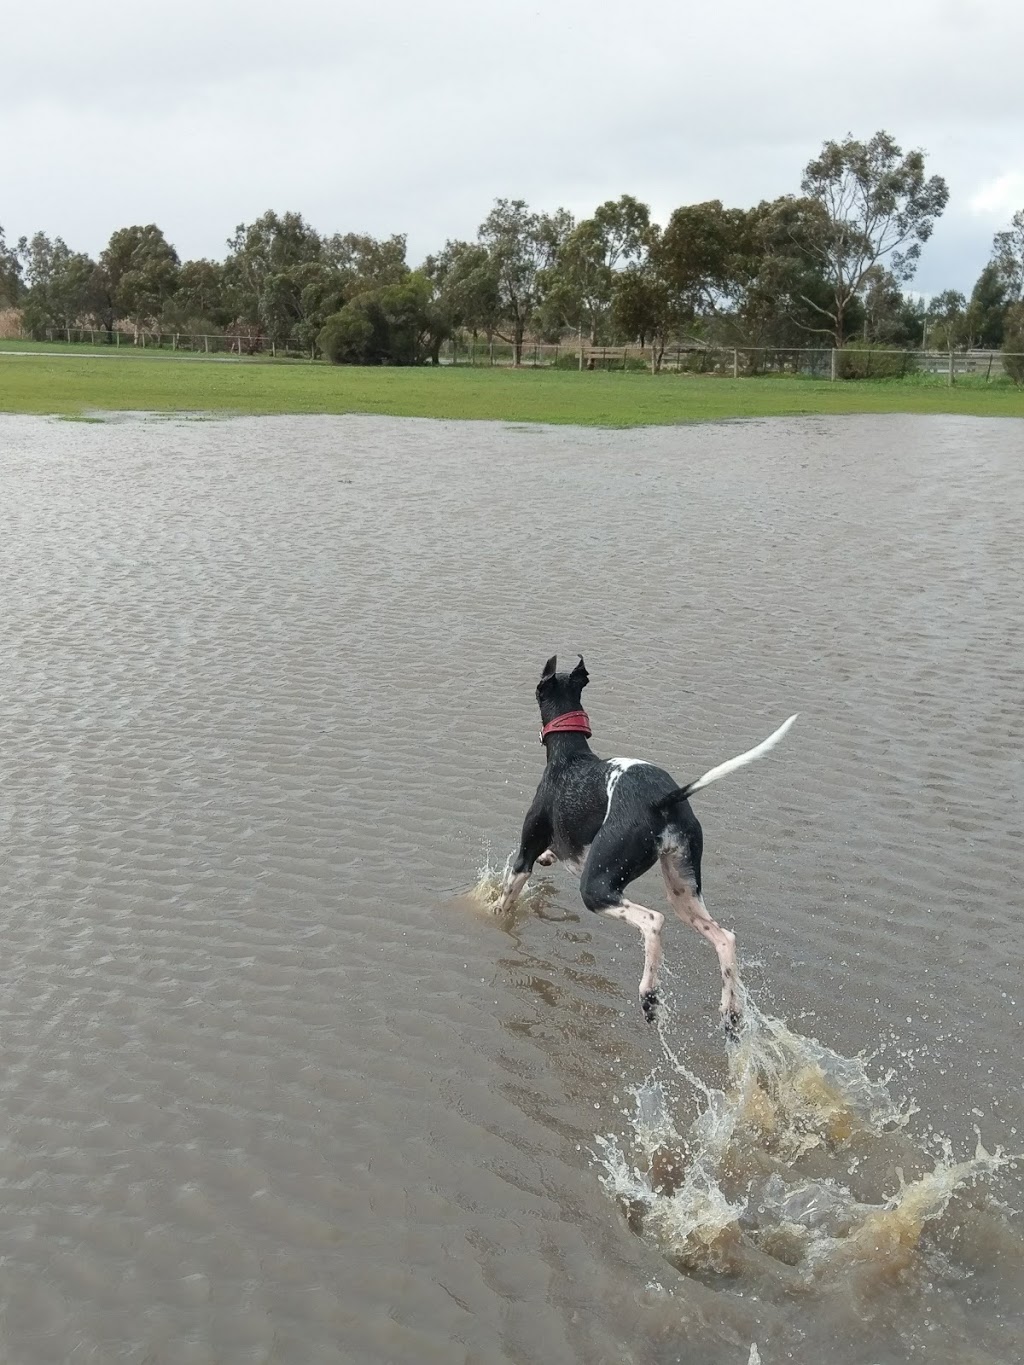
[948,349,954,387]
[830,348,837,381]
[732,349,738,379]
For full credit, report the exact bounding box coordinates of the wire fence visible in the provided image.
[33,326,309,356]
[8,326,1023,382]
[443,339,1020,381]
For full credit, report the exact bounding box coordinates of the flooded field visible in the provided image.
[0,411,1021,1364]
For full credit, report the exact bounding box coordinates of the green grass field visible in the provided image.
[1,349,1022,425]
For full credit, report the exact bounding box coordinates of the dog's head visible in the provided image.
[535,653,589,725]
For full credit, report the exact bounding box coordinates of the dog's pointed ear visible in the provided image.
[540,654,558,681]
[571,655,589,687]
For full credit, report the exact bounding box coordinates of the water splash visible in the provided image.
[468,855,547,914]
[594,993,1019,1284]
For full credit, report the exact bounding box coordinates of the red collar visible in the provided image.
[540,710,592,742]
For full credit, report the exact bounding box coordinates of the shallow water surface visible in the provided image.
[0,412,1022,1364]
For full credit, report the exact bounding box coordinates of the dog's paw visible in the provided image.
[640,989,660,1024]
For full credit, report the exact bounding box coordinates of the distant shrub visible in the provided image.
[836,342,918,380]
[318,307,375,365]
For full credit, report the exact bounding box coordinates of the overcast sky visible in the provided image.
[4,0,1022,296]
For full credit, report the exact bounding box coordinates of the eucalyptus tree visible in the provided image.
[796,130,948,346]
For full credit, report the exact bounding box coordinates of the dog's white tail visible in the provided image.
[664,714,798,806]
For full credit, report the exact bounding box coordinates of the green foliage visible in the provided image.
[318,272,442,365]
[16,232,97,336]
[477,199,573,361]
[101,224,180,333]
[423,240,500,339]
[860,267,925,346]
[162,259,229,330]
[318,307,375,364]
[658,200,743,314]
[610,265,672,357]
[1003,303,1024,384]
[223,210,324,340]
[0,136,987,362]
[968,263,1008,349]
[324,232,409,291]
[0,225,22,306]
[717,197,862,347]
[926,289,969,350]
[223,214,411,351]
[797,130,949,345]
[540,195,653,342]
[991,209,1024,303]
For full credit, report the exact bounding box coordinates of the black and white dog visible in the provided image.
[497,655,796,1034]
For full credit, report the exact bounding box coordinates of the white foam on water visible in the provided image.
[466,853,547,915]
[594,990,1020,1283]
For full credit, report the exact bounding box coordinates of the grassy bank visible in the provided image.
[1,351,1022,425]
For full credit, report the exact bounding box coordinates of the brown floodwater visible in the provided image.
[0,411,1021,1365]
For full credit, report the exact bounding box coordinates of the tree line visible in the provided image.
[2,130,1023,369]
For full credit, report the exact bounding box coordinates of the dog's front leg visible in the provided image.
[495,793,552,913]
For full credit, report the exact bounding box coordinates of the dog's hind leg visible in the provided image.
[659,846,741,1038]
[598,902,665,1022]
[581,828,663,1021]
